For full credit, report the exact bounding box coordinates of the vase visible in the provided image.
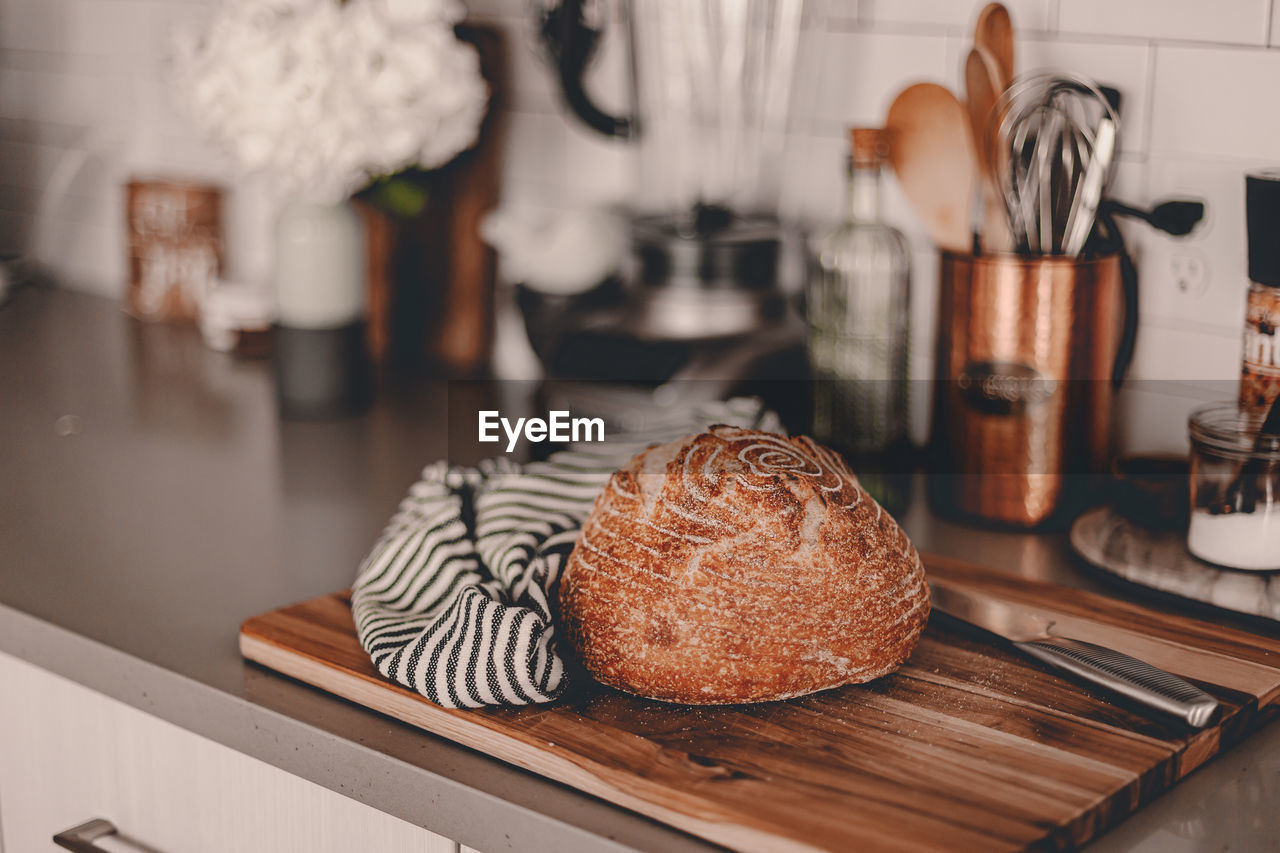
[353,24,505,378]
[272,199,373,419]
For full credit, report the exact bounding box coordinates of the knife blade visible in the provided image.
[928,580,1221,728]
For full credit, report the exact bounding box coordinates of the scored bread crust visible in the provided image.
[558,425,930,704]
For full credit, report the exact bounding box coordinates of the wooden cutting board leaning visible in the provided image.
[241,553,1280,853]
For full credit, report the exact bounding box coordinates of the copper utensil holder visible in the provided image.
[930,251,1122,527]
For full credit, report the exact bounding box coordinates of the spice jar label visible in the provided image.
[1240,283,1280,413]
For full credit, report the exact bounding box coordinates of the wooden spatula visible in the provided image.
[975,2,1014,91]
[965,47,1013,252]
[885,83,977,253]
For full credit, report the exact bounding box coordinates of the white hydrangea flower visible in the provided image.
[371,0,466,26]
[170,0,487,204]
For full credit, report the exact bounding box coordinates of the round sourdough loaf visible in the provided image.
[558,425,930,704]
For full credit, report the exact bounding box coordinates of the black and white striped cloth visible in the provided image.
[351,398,781,708]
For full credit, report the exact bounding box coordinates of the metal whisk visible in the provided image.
[992,72,1120,256]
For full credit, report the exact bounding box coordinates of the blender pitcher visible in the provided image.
[537,0,805,338]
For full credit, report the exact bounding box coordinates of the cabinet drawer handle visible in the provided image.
[54,818,162,852]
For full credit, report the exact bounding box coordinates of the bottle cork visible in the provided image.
[850,128,890,168]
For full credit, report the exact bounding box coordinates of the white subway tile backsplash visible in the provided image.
[84,0,215,79]
[0,181,113,228]
[1059,0,1270,46]
[0,67,118,127]
[502,25,559,114]
[65,0,146,60]
[0,0,1273,399]
[779,132,846,224]
[1151,44,1280,160]
[1127,322,1240,381]
[1017,36,1152,153]
[0,0,68,53]
[864,0,1053,32]
[787,26,827,131]
[127,75,207,142]
[129,134,236,181]
[778,130,937,245]
[1128,157,1267,332]
[0,46,113,76]
[1107,155,1150,205]
[221,175,275,286]
[501,109,631,207]
[0,116,87,148]
[148,2,225,80]
[0,138,107,195]
[804,29,953,128]
[807,0,861,27]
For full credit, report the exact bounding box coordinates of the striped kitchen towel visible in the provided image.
[351,397,783,708]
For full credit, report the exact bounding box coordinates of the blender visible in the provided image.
[526,0,808,428]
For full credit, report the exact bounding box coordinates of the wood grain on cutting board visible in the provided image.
[241,553,1280,853]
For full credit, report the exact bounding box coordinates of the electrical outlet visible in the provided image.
[1138,158,1250,332]
[1170,251,1209,298]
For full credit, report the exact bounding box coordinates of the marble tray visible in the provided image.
[1070,506,1280,622]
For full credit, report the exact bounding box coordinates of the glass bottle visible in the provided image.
[806,128,911,460]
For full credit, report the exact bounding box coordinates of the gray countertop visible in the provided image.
[2,287,1277,853]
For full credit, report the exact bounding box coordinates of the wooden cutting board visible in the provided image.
[240,554,1280,852]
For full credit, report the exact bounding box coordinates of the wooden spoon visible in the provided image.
[885,83,977,253]
[964,47,1001,160]
[975,3,1014,92]
[965,47,1013,252]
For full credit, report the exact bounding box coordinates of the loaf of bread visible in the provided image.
[558,425,929,704]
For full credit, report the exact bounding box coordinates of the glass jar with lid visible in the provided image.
[1186,403,1280,571]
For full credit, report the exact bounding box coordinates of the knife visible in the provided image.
[928,580,1221,728]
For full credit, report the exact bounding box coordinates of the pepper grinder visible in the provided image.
[1242,171,1280,414]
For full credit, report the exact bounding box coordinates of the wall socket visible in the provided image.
[1170,250,1209,298]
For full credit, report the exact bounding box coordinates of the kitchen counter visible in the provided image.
[2,286,1277,853]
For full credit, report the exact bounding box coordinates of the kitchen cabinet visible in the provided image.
[0,652,457,853]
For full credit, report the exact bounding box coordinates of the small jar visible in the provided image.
[1187,403,1280,571]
